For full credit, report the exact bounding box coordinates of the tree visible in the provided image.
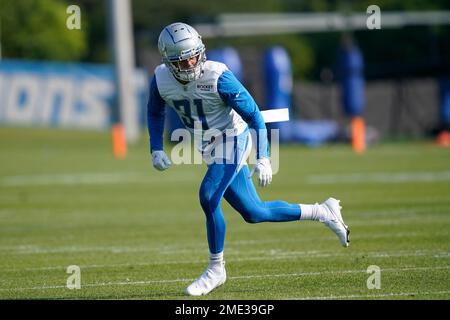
[0,0,87,61]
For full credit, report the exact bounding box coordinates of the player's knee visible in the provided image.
[243,215,259,224]
[199,189,211,210]
[240,208,267,224]
[199,186,220,214]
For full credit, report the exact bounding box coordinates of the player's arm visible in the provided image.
[217,70,272,186]
[217,70,269,159]
[147,75,171,171]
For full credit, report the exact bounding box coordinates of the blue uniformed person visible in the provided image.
[147,22,350,296]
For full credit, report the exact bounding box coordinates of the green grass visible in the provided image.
[0,127,449,300]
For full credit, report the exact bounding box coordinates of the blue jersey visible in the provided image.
[147,60,268,159]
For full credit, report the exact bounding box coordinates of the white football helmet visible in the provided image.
[158,22,206,82]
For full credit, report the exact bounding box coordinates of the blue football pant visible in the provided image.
[199,131,301,254]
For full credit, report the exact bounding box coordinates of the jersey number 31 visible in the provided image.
[173,99,209,130]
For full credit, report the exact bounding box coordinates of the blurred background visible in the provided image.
[1,0,450,149]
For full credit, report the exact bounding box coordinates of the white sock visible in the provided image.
[299,203,326,221]
[209,252,224,268]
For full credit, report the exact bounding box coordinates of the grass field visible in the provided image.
[0,127,449,300]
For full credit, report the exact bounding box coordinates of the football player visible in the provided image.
[147,22,350,296]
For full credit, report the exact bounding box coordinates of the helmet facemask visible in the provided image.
[164,48,206,82]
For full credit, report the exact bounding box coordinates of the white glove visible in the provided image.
[249,157,272,187]
[151,150,172,171]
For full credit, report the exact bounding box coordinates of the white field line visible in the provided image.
[291,290,450,300]
[306,171,450,184]
[2,207,448,236]
[1,228,448,256]
[347,219,450,227]
[0,172,196,187]
[0,173,145,186]
[4,170,450,187]
[2,249,448,272]
[351,208,450,219]
[341,196,450,207]
[0,232,448,255]
[182,232,444,251]
[0,205,446,218]
[0,265,449,292]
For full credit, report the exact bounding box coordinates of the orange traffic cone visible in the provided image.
[112,124,127,159]
[436,130,450,148]
[351,116,366,154]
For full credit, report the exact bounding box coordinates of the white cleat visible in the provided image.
[185,262,226,296]
[321,198,350,247]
